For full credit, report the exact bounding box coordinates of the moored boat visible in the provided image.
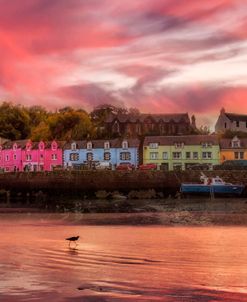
[181,174,245,196]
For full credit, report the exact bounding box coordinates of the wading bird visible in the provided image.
[66,236,80,247]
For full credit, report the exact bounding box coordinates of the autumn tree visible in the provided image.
[0,102,31,140]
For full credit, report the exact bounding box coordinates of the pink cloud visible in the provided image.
[0,0,246,128]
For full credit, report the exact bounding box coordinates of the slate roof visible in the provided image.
[143,135,219,146]
[105,113,190,123]
[2,140,66,150]
[225,113,247,122]
[63,138,140,150]
[220,138,247,149]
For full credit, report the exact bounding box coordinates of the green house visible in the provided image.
[143,135,220,171]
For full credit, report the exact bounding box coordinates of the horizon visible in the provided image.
[0,0,247,129]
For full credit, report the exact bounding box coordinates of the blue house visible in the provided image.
[63,138,139,169]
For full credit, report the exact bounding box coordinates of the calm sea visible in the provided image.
[0,213,246,301]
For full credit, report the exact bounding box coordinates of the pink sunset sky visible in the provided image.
[0,0,247,128]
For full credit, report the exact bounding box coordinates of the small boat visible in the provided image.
[181,173,245,196]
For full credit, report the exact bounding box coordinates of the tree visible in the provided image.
[0,102,31,140]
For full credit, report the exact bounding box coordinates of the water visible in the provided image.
[0,213,247,301]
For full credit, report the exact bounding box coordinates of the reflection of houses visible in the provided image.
[215,108,247,133]
[22,140,64,172]
[220,136,247,163]
[63,139,140,169]
[104,113,196,137]
[143,135,220,171]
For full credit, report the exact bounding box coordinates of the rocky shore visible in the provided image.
[1,197,247,225]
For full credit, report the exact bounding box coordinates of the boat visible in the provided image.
[180,173,245,196]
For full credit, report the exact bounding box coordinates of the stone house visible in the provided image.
[104,113,196,137]
[215,108,247,133]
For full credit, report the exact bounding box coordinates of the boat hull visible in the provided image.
[181,184,245,196]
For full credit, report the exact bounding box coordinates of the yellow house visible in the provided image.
[220,136,247,162]
[143,135,220,171]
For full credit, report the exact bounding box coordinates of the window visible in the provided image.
[234,152,244,159]
[13,144,17,150]
[87,142,92,150]
[186,152,191,159]
[39,142,44,151]
[5,155,9,161]
[202,152,212,159]
[104,152,111,160]
[26,154,32,161]
[231,137,240,148]
[71,143,77,151]
[70,153,79,161]
[51,154,57,160]
[120,152,131,160]
[13,154,17,160]
[86,152,93,161]
[174,142,184,148]
[150,152,158,160]
[162,152,168,160]
[149,143,158,149]
[193,152,198,159]
[173,152,182,159]
[104,142,110,150]
[224,122,227,128]
[236,121,239,127]
[122,141,128,149]
[26,143,31,151]
[52,142,57,150]
[40,154,44,160]
[201,142,212,148]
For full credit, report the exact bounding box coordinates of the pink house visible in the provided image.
[0,140,27,172]
[22,140,64,172]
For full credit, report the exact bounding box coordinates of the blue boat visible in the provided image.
[181,174,245,196]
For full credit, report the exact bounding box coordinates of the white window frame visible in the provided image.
[87,142,93,150]
[149,143,159,149]
[174,142,184,149]
[104,142,110,150]
[162,152,168,160]
[172,152,182,159]
[150,152,158,160]
[202,152,212,159]
[122,141,128,149]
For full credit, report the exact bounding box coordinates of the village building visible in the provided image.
[0,140,64,172]
[0,140,27,172]
[143,135,220,171]
[215,108,247,133]
[63,138,140,169]
[21,140,64,172]
[104,113,196,137]
[219,136,247,163]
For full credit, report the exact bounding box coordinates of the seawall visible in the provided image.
[0,170,246,196]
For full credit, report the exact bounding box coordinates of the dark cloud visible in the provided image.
[57,83,119,108]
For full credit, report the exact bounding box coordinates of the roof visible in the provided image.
[63,138,140,150]
[2,140,29,149]
[105,113,190,123]
[220,138,247,149]
[2,140,66,150]
[143,135,219,146]
[225,113,247,122]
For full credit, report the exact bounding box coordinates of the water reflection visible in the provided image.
[0,213,246,302]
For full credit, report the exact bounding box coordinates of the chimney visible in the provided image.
[191,115,196,129]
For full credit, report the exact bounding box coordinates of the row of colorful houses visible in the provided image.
[0,135,246,172]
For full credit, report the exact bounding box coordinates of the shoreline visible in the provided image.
[1,198,247,225]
